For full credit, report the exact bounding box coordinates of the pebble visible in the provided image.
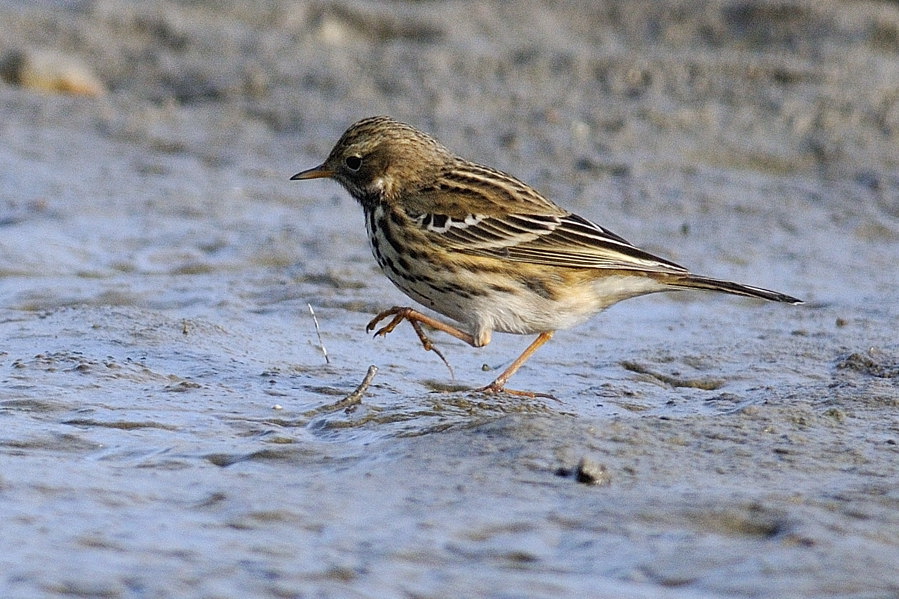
[1,49,105,96]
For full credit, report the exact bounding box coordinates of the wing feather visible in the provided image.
[426,211,687,273]
[408,158,687,274]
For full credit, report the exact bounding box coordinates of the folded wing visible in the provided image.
[427,210,689,274]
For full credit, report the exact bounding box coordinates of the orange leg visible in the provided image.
[366,307,555,398]
[366,306,475,378]
[367,306,475,345]
[476,331,555,398]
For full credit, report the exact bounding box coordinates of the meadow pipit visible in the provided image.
[292,116,801,396]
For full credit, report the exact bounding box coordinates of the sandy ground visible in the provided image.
[1,1,898,598]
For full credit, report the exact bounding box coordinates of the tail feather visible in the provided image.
[667,274,802,304]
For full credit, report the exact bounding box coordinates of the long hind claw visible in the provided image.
[366,306,455,379]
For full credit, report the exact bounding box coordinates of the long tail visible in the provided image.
[666,274,802,304]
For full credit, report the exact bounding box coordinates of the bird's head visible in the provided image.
[291,116,452,203]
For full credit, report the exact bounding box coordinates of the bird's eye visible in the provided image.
[345,155,362,171]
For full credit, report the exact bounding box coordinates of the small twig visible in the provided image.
[300,365,378,417]
[307,303,330,364]
[340,364,378,406]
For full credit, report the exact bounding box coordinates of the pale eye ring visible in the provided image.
[345,155,362,171]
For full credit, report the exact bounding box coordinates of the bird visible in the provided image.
[291,116,801,396]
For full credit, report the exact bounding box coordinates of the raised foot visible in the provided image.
[366,310,558,397]
[365,306,457,378]
[366,306,417,338]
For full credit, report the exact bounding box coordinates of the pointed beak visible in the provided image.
[290,164,334,181]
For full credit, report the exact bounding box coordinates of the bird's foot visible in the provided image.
[367,306,455,379]
[473,381,557,400]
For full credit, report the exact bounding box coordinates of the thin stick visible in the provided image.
[339,364,378,407]
[307,303,330,364]
[299,365,379,417]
